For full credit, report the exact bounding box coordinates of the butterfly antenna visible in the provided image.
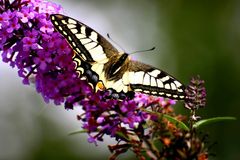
[129,47,156,55]
[107,33,125,52]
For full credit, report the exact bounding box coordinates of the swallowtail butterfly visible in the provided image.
[50,14,185,100]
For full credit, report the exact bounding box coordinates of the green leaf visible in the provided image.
[163,114,190,131]
[68,129,88,136]
[193,117,237,129]
[116,131,130,141]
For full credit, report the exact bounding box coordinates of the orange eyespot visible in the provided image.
[96,81,105,91]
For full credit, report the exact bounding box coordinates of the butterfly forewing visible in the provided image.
[50,14,118,63]
[128,61,185,100]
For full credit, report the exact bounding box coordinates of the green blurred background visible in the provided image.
[0,0,239,159]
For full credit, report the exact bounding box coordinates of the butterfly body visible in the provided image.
[50,14,185,100]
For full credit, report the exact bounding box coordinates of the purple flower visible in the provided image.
[33,50,52,70]
[57,40,72,54]
[39,19,54,33]
[0,12,10,28]
[185,75,207,110]
[1,48,13,63]
[6,17,20,33]
[87,135,98,146]
[0,29,10,45]
[17,6,35,23]
[22,36,38,51]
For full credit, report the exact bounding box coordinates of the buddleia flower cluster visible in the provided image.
[0,0,209,159]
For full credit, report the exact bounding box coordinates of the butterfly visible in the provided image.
[50,14,185,100]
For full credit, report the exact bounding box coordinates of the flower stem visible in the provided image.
[143,137,161,160]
